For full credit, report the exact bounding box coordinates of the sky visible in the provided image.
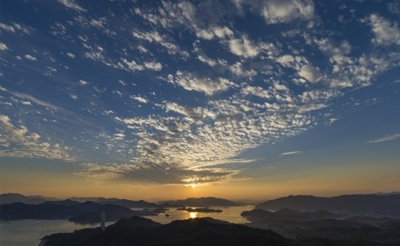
[0,0,399,201]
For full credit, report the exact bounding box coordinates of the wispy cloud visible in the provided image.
[171,71,233,95]
[0,42,8,50]
[10,91,59,110]
[280,151,303,156]
[368,133,400,144]
[0,115,72,160]
[58,0,86,12]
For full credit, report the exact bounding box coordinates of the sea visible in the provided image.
[0,205,254,246]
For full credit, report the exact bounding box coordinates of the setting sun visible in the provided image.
[189,212,198,219]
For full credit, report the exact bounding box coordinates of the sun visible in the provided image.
[190,183,197,188]
[189,212,198,219]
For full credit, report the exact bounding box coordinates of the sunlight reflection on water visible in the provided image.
[144,205,253,224]
[189,212,198,219]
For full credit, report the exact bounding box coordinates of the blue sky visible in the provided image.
[0,0,399,199]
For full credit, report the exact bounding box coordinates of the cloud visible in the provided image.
[0,42,8,51]
[298,65,322,83]
[78,79,88,86]
[241,86,271,99]
[368,14,400,46]
[67,52,75,58]
[0,22,33,34]
[132,30,189,58]
[9,91,59,110]
[172,71,233,95]
[0,115,72,160]
[144,61,163,71]
[368,133,400,144]
[260,0,314,24]
[24,54,37,61]
[131,95,148,104]
[76,162,236,185]
[196,26,234,40]
[121,59,144,71]
[280,151,302,156]
[228,35,259,58]
[58,0,87,12]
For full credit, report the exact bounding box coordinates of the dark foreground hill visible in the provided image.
[41,216,400,246]
[42,216,291,246]
[256,194,400,217]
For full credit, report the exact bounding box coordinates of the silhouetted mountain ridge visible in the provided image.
[257,194,400,217]
[241,207,340,223]
[70,197,159,208]
[242,207,400,243]
[0,200,138,223]
[0,193,48,205]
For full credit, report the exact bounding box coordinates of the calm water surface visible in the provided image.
[0,205,253,246]
[143,205,254,224]
[0,220,97,246]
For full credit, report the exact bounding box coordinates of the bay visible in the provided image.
[0,220,98,246]
[0,205,253,246]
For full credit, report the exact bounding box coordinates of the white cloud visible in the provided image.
[84,46,105,62]
[58,0,87,12]
[10,92,59,110]
[228,35,259,58]
[78,79,88,86]
[131,95,148,104]
[0,115,71,160]
[197,54,217,67]
[121,59,144,71]
[230,62,257,77]
[132,30,189,58]
[242,86,271,99]
[369,14,400,45]
[0,23,15,32]
[261,0,314,24]
[144,61,163,71]
[67,52,75,58]
[368,133,400,144]
[24,54,37,61]
[173,71,233,95]
[280,150,302,156]
[0,42,8,51]
[298,65,322,83]
[0,22,33,34]
[196,26,234,40]
[277,55,295,66]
